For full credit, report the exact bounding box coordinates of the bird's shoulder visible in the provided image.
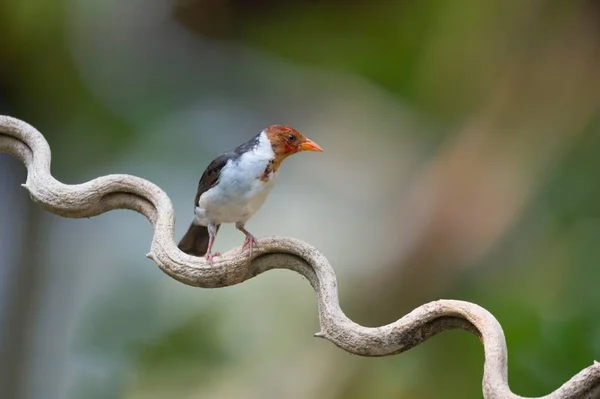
[232,133,262,155]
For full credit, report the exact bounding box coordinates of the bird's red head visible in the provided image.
[264,125,323,161]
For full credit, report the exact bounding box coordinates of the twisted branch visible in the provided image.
[0,115,598,398]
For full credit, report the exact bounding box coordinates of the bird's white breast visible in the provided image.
[195,131,277,225]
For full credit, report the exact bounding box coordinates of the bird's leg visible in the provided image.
[205,222,220,267]
[235,221,259,261]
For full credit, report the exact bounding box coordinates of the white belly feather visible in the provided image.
[194,133,277,226]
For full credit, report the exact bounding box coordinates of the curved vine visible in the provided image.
[1,115,598,398]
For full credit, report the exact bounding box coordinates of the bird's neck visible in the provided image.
[251,131,276,162]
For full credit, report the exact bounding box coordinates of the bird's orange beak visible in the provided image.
[298,138,323,152]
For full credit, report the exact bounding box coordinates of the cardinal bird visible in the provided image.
[178,125,323,266]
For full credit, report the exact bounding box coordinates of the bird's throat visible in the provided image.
[260,158,280,181]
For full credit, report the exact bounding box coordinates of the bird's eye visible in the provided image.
[288,134,296,141]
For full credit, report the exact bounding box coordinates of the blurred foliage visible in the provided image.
[451,123,600,396]
[1,0,132,173]
[238,1,571,123]
[134,314,230,382]
[2,0,600,398]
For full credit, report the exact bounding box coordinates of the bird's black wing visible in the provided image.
[180,152,236,257]
[194,151,236,207]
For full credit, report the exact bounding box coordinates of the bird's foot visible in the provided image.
[205,252,221,267]
[242,234,259,261]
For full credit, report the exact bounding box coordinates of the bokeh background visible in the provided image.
[1,1,600,398]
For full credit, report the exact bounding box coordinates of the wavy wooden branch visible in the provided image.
[0,115,598,398]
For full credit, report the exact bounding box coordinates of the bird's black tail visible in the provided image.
[178,223,219,257]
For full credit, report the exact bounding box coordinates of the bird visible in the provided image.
[178,125,323,266]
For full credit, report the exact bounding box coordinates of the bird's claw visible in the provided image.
[242,235,259,261]
[205,252,221,267]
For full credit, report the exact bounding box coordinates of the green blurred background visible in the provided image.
[1,1,600,398]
